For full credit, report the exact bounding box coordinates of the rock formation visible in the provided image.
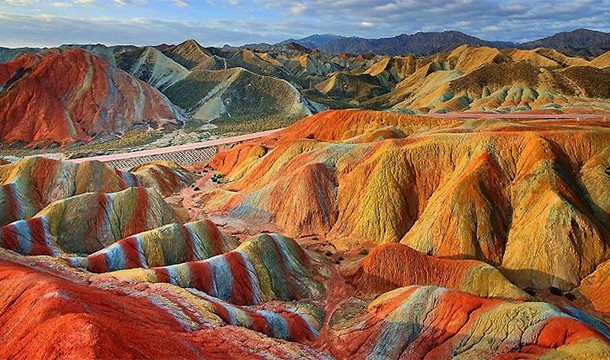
[203,110,610,291]
[0,49,182,146]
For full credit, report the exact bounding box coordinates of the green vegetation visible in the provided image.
[209,113,304,136]
[0,125,174,158]
[359,248,369,255]
[211,173,223,183]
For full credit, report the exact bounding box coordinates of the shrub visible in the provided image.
[324,251,333,257]
[549,286,563,296]
[359,248,369,255]
[211,173,223,183]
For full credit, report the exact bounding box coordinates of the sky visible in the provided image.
[0,0,609,48]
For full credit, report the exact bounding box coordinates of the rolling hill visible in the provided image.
[0,48,183,147]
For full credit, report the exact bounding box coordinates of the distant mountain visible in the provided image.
[0,46,41,63]
[279,34,347,49]
[241,41,312,54]
[270,29,610,57]
[279,31,513,56]
[521,28,610,57]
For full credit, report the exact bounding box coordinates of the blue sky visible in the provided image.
[0,0,609,47]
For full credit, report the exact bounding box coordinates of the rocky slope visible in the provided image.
[3,38,610,151]
[203,110,610,293]
[1,154,609,358]
[0,157,190,226]
[329,286,610,359]
[0,157,329,357]
[0,48,182,146]
[365,45,610,112]
[163,66,313,122]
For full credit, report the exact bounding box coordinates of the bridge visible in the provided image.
[68,128,282,170]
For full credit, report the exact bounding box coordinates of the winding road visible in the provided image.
[68,112,608,167]
[68,128,283,165]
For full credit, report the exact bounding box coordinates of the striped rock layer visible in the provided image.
[0,155,329,351]
[0,157,192,227]
[76,219,238,272]
[204,109,610,291]
[130,160,194,196]
[348,243,529,300]
[106,233,325,306]
[0,48,183,146]
[0,257,326,359]
[329,286,610,359]
[0,187,178,256]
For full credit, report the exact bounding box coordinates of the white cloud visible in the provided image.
[51,1,74,7]
[171,0,188,6]
[111,0,147,5]
[0,0,609,47]
[289,2,306,15]
[3,0,38,5]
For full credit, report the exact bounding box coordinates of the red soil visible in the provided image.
[0,49,180,146]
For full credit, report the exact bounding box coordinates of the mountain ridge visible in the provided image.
[239,28,610,57]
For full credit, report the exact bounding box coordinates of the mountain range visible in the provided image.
[1,28,610,360]
[245,28,610,57]
[1,28,610,149]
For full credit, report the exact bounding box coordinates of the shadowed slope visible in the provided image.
[164,67,312,122]
[348,243,528,300]
[116,46,190,91]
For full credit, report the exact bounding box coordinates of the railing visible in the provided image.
[68,128,282,170]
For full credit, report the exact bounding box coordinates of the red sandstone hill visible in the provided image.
[203,110,610,292]
[0,48,182,146]
[1,155,610,358]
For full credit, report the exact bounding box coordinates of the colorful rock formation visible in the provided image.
[329,286,610,359]
[0,155,329,357]
[0,187,178,255]
[130,160,194,196]
[0,157,139,226]
[0,256,326,359]
[105,233,325,306]
[76,219,238,272]
[0,157,190,227]
[574,258,610,314]
[203,109,610,291]
[0,48,182,146]
[348,243,528,300]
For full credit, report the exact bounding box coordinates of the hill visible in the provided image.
[1,154,610,357]
[203,110,610,292]
[0,49,182,147]
[521,29,610,57]
[317,31,510,56]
